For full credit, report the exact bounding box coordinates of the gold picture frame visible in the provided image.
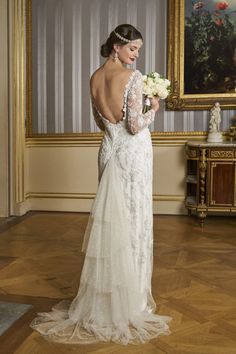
[166,0,236,111]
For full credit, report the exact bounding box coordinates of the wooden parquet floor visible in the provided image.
[0,212,236,354]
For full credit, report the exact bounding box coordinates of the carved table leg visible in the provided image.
[198,148,207,229]
[198,211,206,229]
[199,148,207,206]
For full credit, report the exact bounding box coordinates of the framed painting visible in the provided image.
[167,0,236,110]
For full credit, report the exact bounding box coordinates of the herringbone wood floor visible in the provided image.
[0,212,236,354]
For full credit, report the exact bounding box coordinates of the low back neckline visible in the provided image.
[92,69,137,126]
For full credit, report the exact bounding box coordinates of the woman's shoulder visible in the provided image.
[120,69,143,85]
[90,67,142,91]
[123,69,143,83]
[90,68,104,96]
[133,69,142,78]
[123,68,142,77]
[90,67,101,85]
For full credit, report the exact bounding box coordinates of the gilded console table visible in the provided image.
[185,141,236,226]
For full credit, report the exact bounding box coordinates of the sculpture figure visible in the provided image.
[207,102,223,143]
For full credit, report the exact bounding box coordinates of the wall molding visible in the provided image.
[0,0,9,217]
[26,194,186,215]
[26,192,95,199]
[25,132,217,147]
[8,0,26,216]
[26,192,185,202]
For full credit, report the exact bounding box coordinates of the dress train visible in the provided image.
[30,153,171,345]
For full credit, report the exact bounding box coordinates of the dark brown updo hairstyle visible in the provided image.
[100,24,143,58]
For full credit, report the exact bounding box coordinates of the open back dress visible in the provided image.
[30,69,171,345]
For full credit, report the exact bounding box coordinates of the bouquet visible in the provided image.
[142,72,171,113]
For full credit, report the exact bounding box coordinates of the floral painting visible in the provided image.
[184,1,236,94]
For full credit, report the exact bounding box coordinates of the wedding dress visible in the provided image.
[30,69,171,345]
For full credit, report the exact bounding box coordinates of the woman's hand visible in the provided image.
[150,96,160,112]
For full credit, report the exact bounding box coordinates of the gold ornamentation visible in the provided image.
[186,148,197,158]
[199,148,206,205]
[26,0,32,137]
[12,0,26,203]
[26,134,211,147]
[235,164,236,205]
[210,150,234,158]
[25,131,209,139]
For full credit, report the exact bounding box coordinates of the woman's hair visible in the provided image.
[100,24,143,57]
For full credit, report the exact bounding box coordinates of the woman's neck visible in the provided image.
[104,56,125,68]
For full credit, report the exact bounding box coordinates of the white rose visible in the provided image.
[156,78,164,85]
[147,88,154,97]
[153,72,160,79]
[156,85,169,99]
[147,77,154,86]
[160,90,169,99]
[143,83,153,96]
[163,79,171,88]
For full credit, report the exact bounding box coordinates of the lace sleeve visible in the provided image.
[91,99,105,131]
[126,71,155,134]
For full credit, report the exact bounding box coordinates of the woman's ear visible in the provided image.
[113,44,120,53]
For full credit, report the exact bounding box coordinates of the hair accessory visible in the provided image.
[113,30,132,43]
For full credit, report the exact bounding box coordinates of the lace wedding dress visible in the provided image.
[30,69,171,345]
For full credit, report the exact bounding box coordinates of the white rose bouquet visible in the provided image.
[142,72,171,113]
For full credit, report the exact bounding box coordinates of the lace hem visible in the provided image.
[30,299,171,345]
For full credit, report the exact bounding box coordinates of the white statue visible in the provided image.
[207,102,223,143]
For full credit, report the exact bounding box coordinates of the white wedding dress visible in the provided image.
[30,69,171,345]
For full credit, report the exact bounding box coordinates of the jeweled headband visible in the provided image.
[113,30,134,43]
[113,31,142,43]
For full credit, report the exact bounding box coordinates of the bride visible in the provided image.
[30,24,171,345]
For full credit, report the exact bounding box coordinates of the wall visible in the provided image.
[25,135,192,215]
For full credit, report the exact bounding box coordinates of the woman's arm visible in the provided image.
[126,71,156,134]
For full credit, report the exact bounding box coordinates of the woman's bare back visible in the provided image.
[90,64,134,124]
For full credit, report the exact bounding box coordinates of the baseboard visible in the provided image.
[13,200,31,216]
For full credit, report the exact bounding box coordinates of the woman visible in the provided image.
[30,24,171,345]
